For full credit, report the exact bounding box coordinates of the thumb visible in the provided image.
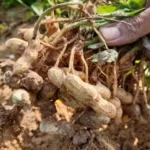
[100,8,150,46]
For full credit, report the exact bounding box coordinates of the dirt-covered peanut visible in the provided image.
[90,96,116,118]
[40,117,75,137]
[109,98,122,124]
[78,110,110,129]
[18,28,34,41]
[123,104,142,119]
[3,71,20,88]
[0,60,15,72]
[40,82,58,100]
[64,74,98,101]
[141,104,150,120]
[114,107,123,124]
[58,91,87,109]
[94,82,111,100]
[48,67,66,88]
[64,74,116,118]
[73,130,90,145]
[20,70,43,92]
[13,39,40,74]
[5,38,28,54]
[12,89,35,106]
[109,98,121,109]
[116,87,133,104]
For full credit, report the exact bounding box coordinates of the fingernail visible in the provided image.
[101,27,121,41]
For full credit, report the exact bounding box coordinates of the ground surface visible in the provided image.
[0,5,150,150]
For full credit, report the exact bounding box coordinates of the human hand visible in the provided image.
[100,0,150,46]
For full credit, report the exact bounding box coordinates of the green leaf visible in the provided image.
[92,53,99,62]
[128,0,146,9]
[17,0,30,9]
[47,0,55,6]
[0,24,8,34]
[31,2,43,16]
[88,43,104,49]
[92,49,118,63]
[99,8,144,17]
[97,5,117,14]
[24,11,35,22]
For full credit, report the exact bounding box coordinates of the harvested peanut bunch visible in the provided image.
[1,1,149,149]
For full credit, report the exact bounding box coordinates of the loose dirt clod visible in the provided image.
[40,82,58,100]
[73,130,90,145]
[123,104,142,119]
[20,70,43,92]
[78,110,110,129]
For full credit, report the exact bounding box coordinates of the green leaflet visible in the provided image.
[97,0,146,17]
[128,0,146,9]
[88,43,104,49]
[31,2,44,16]
[97,5,117,14]
[99,8,144,17]
[92,49,118,64]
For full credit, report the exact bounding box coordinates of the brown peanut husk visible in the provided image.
[5,38,28,54]
[63,74,116,118]
[94,82,111,100]
[48,67,66,88]
[116,87,133,104]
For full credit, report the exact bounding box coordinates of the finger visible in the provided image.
[100,8,150,46]
[146,0,150,8]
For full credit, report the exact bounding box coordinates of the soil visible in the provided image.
[0,4,150,150]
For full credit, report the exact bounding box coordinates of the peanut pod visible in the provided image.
[5,38,28,54]
[48,67,66,88]
[13,39,40,74]
[123,104,142,119]
[62,67,85,80]
[115,107,123,124]
[58,91,87,109]
[109,98,121,109]
[116,87,133,104]
[12,89,35,106]
[141,104,150,120]
[18,28,34,41]
[109,98,122,124]
[94,82,111,100]
[4,70,43,92]
[40,117,75,137]
[63,74,116,118]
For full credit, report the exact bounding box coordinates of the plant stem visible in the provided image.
[33,2,83,39]
[50,20,88,46]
